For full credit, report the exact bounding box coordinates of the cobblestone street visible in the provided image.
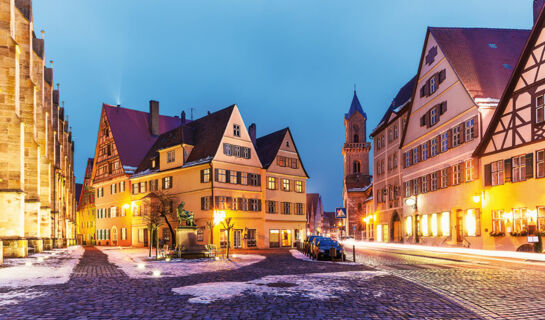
[0,247,486,320]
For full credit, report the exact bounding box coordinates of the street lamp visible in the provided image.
[472,194,481,204]
[405,196,417,209]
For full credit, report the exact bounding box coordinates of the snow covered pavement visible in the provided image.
[0,246,84,289]
[172,270,386,304]
[98,246,266,278]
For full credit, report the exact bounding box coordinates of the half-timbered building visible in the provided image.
[474,2,545,251]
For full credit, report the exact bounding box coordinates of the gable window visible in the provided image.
[512,155,526,183]
[491,161,504,186]
[286,141,290,147]
[452,126,460,147]
[268,177,277,190]
[431,138,437,157]
[388,129,392,142]
[430,108,437,126]
[537,95,545,123]
[233,145,241,157]
[233,124,241,137]
[413,147,419,164]
[393,124,399,139]
[422,143,428,161]
[537,150,545,178]
[166,150,175,163]
[465,118,475,142]
[151,158,157,169]
[441,132,448,152]
[295,181,303,193]
[223,143,232,156]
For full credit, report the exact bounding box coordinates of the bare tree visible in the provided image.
[146,190,178,248]
[221,217,235,259]
[142,198,164,259]
[205,221,214,244]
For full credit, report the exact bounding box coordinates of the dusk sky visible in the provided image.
[33,0,532,211]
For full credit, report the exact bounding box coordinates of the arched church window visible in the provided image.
[353,160,361,173]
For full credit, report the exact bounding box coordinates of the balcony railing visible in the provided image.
[343,142,370,149]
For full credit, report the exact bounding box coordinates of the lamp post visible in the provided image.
[405,196,418,243]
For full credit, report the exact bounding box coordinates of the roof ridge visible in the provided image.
[429,26,530,31]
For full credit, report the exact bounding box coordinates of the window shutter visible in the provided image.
[427,140,431,158]
[237,171,241,184]
[426,174,431,191]
[420,115,427,127]
[474,159,480,179]
[424,83,430,97]
[200,170,204,183]
[484,164,492,186]
[409,150,413,165]
[436,135,442,154]
[257,174,261,186]
[447,167,452,186]
[459,122,465,144]
[417,145,422,161]
[226,170,230,183]
[504,159,512,183]
[473,116,479,138]
[438,69,446,83]
[214,168,219,182]
[447,129,453,149]
[526,153,534,179]
[258,200,262,211]
[440,102,447,115]
[201,197,205,210]
[460,162,466,183]
[420,85,426,98]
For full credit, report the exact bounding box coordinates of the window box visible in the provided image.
[509,230,528,237]
[489,231,505,237]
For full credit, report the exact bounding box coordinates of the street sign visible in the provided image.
[335,207,347,219]
[528,236,539,243]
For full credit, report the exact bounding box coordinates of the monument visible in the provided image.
[175,202,206,258]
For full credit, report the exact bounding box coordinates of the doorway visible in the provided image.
[281,230,292,247]
[234,229,242,248]
[391,212,402,243]
[144,228,149,247]
[456,211,464,243]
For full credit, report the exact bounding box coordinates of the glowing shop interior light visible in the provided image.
[422,214,429,236]
[441,212,450,236]
[37,257,44,263]
[152,270,161,277]
[431,213,438,237]
[137,263,146,269]
[25,261,32,266]
[405,216,412,236]
[466,209,477,236]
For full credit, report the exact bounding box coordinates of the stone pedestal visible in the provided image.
[2,239,28,258]
[28,239,44,253]
[176,227,198,251]
[43,239,53,250]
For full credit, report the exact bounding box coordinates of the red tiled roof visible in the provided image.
[104,104,181,168]
[430,27,530,100]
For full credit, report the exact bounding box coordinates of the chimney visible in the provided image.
[249,123,256,146]
[181,110,186,124]
[535,0,545,23]
[149,100,159,136]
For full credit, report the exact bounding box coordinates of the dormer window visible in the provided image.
[233,124,241,137]
[151,158,157,169]
[167,150,175,163]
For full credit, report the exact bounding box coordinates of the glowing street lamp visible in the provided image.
[472,195,481,204]
[405,197,417,209]
[213,210,226,226]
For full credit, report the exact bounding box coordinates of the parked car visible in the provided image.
[312,238,345,260]
[304,235,325,255]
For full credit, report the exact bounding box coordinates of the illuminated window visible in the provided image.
[431,213,438,236]
[216,169,227,183]
[282,179,290,191]
[537,150,545,178]
[405,216,413,236]
[465,209,481,236]
[295,181,303,193]
[512,155,526,182]
[140,181,147,193]
[201,168,211,183]
[220,229,228,248]
[162,176,173,189]
[537,95,545,123]
[421,215,428,236]
[441,212,450,236]
[492,210,505,233]
[268,177,277,190]
[452,164,461,185]
[121,228,127,240]
[377,225,383,242]
[491,161,504,185]
[513,208,527,233]
[111,207,117,218]
[538,207,545,232]
[465,159,475,181]
[230,171,238,184]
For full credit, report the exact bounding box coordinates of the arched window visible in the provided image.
[353,160,361,173]
[353,134,359,143]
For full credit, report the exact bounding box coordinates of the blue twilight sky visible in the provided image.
[33,0,532,211]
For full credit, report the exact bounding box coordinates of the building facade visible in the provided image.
[90,102,308,249]
[76,158,95,245]
[369,77,415,243]
[306,193,323,236]
[475,3,545,251]
[0,0,76,258]
[342,91,372,237]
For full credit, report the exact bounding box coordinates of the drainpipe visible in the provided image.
[210,162,214,244]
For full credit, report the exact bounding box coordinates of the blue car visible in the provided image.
[312,238,345,260]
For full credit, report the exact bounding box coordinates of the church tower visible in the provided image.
[342,90,371,236]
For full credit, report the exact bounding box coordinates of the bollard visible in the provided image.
[353,245,356,262]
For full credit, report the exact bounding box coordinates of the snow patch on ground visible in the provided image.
[0,246,84,289]
[98,247,266,279]
[173,271,386,304]
[0,289,46,306]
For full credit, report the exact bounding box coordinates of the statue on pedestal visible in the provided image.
[177,202,195,227]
